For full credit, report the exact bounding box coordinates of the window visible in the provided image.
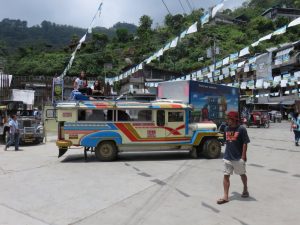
[46,109,56,118]
[168,111,184,122]
[157,110,165,126]
[78,110,111,121]
[117,109,152,122]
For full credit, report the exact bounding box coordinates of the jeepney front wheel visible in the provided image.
[95,141,118,161]
[202,138,221,159]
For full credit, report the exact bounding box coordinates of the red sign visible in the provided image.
[147,130,156,138]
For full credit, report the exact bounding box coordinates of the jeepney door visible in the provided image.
[165,110,186,138]
[43,105,57,133]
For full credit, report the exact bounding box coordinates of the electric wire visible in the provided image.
[161,0,172,15]
[185,0,193,12]
[178,0,186,14]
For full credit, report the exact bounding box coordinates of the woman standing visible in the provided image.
[291,113,300,146]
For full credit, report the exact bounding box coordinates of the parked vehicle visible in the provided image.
[245,110,270,128]
[0,100,44,144]
[269,110,282,123]
[55,100,223,161]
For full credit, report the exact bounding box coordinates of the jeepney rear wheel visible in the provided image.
[202,139,221,159]
[95,141,118,161]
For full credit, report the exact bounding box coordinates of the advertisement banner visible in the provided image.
[52,77,64,104]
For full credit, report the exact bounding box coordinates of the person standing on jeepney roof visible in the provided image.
[4,115,20,151]
[92,80,104,96]
[217,111,250,205]
[74,71,92,95]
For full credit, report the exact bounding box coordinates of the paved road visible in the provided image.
[0,122,299,225]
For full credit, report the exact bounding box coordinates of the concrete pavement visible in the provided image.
[0,121,299,225]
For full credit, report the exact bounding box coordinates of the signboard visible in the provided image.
[52,77,64,104]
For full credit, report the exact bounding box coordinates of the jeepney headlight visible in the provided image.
[36,127,43,134]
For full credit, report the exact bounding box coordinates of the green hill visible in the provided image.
[1,0,300,78]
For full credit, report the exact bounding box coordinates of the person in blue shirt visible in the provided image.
[291,113,300,146]
[217,111,250,204]
[4,115,20,151]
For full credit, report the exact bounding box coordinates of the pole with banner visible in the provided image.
[52,76,64,105]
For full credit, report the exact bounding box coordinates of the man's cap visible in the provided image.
[226,111,239,121]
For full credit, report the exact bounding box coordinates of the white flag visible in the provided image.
[180,30,187,39]
[186,22,198,34]
[239,47,250,57]
[79,34,87,44]
[157,48,164,57]
[200,12,210,27]
[163,42,171,51]
[138,63,143,70]
[273,26,287,36]
[251,41,260,47]
[222,57,229,65]
[170,37,179,48]
[288,17,300,27]
[259,33,272,42]
[211,3,224,18]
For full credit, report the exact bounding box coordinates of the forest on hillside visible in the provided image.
[1,0,300,78]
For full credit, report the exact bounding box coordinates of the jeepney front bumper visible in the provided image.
[56,140,72,158]
[20,127,44,143]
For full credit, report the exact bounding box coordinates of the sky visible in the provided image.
[0,0,246,28]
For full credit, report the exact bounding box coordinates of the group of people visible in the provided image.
[72,71,111,100]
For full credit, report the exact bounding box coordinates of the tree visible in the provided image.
[164,14,185,34]
[116,28,131,43]
[137,15,153,39]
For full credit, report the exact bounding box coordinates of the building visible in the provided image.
[262,7,300,21]
[235,41,300,112]
[211,13,247,26]
[119,65,182,95]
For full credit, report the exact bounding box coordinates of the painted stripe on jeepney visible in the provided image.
[191,131,219,145]
[64,123,118,131]
[115,123,190,143]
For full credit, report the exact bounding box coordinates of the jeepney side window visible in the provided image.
[122,109,152,122]
[157,110,165,126]
[168,111,184,122]
[78,110,112,121]
[117,110,131,121]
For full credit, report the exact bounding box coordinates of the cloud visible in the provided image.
[0,0,245,28]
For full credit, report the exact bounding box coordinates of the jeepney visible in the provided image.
[0,100,44,144]
[56,100,222,161]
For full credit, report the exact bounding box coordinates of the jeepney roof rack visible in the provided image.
[154,98,184,104]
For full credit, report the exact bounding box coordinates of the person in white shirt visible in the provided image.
[73,71,92,95]
[4,115,20,151]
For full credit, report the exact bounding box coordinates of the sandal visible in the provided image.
[241,191,249,198]
[217,198,229,204]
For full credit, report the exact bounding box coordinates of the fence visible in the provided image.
[0,73,12,101]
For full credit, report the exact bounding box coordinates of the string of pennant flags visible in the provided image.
[59,2,103,79]
[58,0,300,94]
[105,1,300,87]
[104,0,228,85]
[145,15,300,92]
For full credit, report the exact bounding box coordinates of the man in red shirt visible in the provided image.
[217,111,250,204]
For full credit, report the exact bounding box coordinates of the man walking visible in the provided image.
[217,111,250,204]
[4,115,20,151]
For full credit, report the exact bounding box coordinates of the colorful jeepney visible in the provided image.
[56,100,222,161]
